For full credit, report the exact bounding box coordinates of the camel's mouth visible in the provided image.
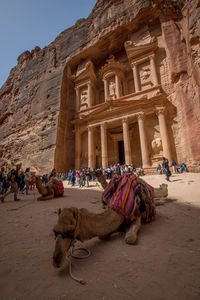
[53,236,73,268]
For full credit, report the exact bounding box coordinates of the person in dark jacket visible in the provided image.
[0,163,21,202]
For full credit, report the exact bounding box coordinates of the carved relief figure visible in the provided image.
[151,137,163,155]
[108,79,116,97]
[80,90,88,104]
[140,65,151,83]
[141,67,151,81]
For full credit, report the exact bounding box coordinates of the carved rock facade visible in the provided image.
[0,0,200,173]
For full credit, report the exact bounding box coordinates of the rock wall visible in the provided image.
[161,0,200,169]
[0,0,199,173]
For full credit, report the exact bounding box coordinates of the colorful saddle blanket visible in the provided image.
[102,173,155,223]
[55,180,64,196]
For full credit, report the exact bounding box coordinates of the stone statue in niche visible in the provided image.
[140,66,151,82]
[108,79,116,97]
[151,137,163,154]
[81,152,88,163]
[80,90,88,104]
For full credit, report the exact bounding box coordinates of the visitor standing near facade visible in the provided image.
[19,171,25,193]
[24,168,31,195]
[116,163,121,176]
[157,164,162,174]
[164,159,171,181]
[180,163,187,173]
[0,167,9,195]
[67,170,72,185]
[71,170,76,186]
[162,157,167,174]
[0,167,5,194]
[171,160,177,173]
[0,163,22,203]
[138,167,145,176]
[79,170,83,187]
[131,164,136,173]
[86,169,90,187]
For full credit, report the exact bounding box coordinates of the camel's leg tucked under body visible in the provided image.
[125,216,141,244]
[37,194,54,201]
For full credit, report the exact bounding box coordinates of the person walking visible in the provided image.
[164,159,171,181]
[0,163,21,202]
[71,170,76,186]
[24,168,31,195]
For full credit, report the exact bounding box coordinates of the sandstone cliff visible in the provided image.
[0,0,199,173]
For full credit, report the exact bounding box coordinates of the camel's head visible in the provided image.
[53,207,80,268]
[160,183,168,197]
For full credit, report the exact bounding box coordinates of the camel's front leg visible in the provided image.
[125,215,141,244]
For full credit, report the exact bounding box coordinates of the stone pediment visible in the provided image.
[81,98,145,119]
[72,60,97,84]
[124,37,158,61]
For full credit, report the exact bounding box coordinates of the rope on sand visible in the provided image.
[66,244,91,285]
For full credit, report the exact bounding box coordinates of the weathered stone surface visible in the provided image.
[0,0,199,173]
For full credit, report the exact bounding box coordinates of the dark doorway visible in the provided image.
[118,141,125,165]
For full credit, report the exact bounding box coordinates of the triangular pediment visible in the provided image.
[81,98,147,119]
[124,37,157,61]
[72,60,97,84]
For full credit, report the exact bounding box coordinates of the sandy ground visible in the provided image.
[0,173,200,300]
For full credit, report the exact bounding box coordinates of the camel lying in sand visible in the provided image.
[53,174,168,268]
[94,169,168,207]
[33,176,64,201]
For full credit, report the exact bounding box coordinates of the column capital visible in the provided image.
[122,117,129,124]
[131,62,137,68]
[137,112,145,121]
[88,126,95,132]
[100,122,107,129]
[149,53,155,60]
[156,106,166,116]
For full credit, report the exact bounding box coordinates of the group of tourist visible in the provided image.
[0,164,53,203]
[0,158,189,202]
[156,158,188,181]
[66,163,146,188]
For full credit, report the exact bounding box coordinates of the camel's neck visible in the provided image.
[36,180,47,195]
[96,174,108,189]
[76,209,124,242]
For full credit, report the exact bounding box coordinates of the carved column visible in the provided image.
[88,127,95,168]
[150,54,159,86]
[100,123,108,168]
[122,118,132,165]
[115,74,120,98]
[75,88,80,112]
[75,130,81,170]
[88,82,92,107]
[132,63,140,92]
[103,79,108,101]
[137,113,150,168]
[156,107,172,163]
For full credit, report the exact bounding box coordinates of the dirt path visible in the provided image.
[0,173,200,300]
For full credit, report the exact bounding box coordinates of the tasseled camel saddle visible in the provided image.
[102,173,155,223]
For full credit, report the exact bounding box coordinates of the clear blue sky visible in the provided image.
[0,0,97,88]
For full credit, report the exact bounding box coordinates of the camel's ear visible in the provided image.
[58,208,62,215]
